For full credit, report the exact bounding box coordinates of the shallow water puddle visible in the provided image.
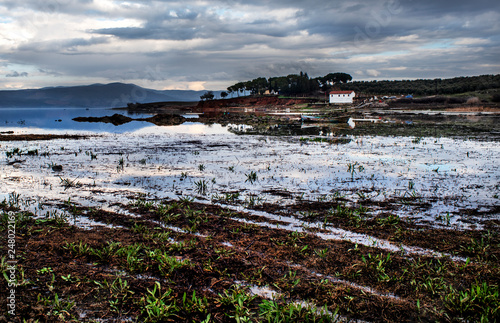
[1,129,498,232]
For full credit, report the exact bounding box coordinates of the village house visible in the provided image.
[329,90,355,104]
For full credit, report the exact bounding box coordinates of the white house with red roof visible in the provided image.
[329,90,355,104]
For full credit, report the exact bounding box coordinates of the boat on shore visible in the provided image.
[301,115,348,123]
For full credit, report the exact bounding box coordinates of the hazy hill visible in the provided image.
[0,83,219,108]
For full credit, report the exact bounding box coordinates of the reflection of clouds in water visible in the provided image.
[0,107,158,134]
[0,130,497,232]
[130,122,231,135]
[0,107,234,135]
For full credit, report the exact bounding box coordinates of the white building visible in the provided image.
[329,91,355,104]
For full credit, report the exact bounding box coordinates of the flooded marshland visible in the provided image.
[0,106,499,322]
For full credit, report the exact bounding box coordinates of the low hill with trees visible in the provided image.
[337,74,500,97]
[227,72,352,96]
[225,73,500,100]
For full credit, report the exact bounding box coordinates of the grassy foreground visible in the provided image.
[1,192,499,322]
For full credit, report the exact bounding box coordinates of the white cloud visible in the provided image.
[384,67,407,71]
[366,69,381,77]
[454,38,490,46]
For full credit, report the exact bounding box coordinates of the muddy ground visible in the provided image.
[1,194,499,322]
[0,99,499,322]
[0,134,90,142]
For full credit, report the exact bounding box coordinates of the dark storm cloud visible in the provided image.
[0,0,95,15]
[91,5,293,41]
[403,0,498,15]
[6,71,28,77]
[38,69,63,76]
[17,37,110,53]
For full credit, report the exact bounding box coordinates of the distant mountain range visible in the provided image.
[0,83,222,108]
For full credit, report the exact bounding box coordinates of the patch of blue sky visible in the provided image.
[0,16,13,23]
[84,10,108,17]
[420,41,453,50]
[5,63,43,77]
[350,50,408,59]
[213,7,246,20]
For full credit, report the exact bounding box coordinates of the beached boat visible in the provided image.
[301,115,347,123]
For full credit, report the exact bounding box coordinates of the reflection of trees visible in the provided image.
[227,124,341,136]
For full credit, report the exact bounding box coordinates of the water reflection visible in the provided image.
[228,123,347,136]
[0,107,155,133]
[131,122,232,135]
[0,106,347,137]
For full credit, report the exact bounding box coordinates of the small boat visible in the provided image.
[301,115,346,123]
[301,115,321,122]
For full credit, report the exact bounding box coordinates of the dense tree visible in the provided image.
[228,71,340,96]
[337,74,500,96]
[226,73,499,98]
[200,91,215,101]
[245,77,268,95]
[320,73,353,88]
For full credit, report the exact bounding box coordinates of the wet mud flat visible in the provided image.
[1,194,499,322]
[0,114,499,322]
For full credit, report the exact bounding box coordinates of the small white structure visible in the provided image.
[329,91,355,104]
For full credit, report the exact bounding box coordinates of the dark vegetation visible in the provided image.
[225,73,500,99]
[227,72,352,96]
[0,134,89,142]
[338,74,500,96]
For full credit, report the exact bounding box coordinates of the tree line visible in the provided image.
[336,74,500,96]
[201,73,500,101]
[226,72,352,96]
[222,73,499,98]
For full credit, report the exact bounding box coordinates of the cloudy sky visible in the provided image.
[0,0,499,91]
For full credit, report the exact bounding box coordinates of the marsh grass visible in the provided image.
[117,157,125,172]
[360,253,392,282]
[211,192,241,204]
[5,147,21,158]
[217,285,256,322]
[347,162,364,182]
[85,150,98,160]
[36,293,76,321]
[245,171,258,184]
[59,177,81,190]
[195,179,209,195]
[326,204,369,227]
[443,281,500,321]
[245,194,263,207]
[140,282,179,322]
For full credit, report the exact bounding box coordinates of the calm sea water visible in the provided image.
[0,107,156,133]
